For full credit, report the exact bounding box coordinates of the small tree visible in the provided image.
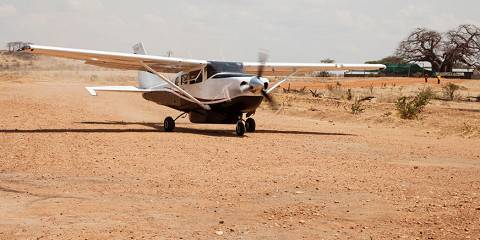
[365,56,406,64]
[320,58,335,63]
[313,58,336,77]
[442,83,461,101]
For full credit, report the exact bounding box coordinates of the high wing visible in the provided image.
[21,45,207,73]
[85,86,153,96]
[243,62,386,76]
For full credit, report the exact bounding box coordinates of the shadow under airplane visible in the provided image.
[0,121,357,138]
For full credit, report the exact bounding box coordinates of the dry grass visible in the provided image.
[269,79,480,138]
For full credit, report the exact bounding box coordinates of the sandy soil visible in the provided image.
[0,66,480,239]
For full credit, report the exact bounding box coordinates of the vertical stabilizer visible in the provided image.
[133,42,147,55]
[133,42,164,89]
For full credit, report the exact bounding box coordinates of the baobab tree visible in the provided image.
[396,24,480,72]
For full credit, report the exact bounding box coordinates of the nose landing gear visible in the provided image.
[235,118,256,136]
[245,118,256,133]
[235,120,246,136]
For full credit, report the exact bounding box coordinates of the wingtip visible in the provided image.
[85,87,97,96]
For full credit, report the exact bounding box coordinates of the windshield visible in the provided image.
[207,61,244,78]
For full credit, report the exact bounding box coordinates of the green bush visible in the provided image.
[396,88,434,119]
[442,83,460,101]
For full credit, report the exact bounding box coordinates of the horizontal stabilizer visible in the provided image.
[85,86,150,96]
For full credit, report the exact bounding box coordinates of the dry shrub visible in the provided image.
[90,74,99,81]
[396,87,435,119]
[461,122,479,137]
[309,89,322,98]
[350,100,365,115]
[369,84,374,94]
[326,84,335,92]
[346,89,353,100]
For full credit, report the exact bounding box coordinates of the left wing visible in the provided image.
[21,45,207,73]
[243,62,386,76]
[85,86,152,96]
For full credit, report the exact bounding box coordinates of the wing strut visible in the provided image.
[265,70,298,94]
[140,62,211,111]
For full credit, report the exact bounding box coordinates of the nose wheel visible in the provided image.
[235,118,256,136]
[235,121,246,136]
[245,118,256,133]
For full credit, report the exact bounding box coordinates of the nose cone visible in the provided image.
[248,76,269,93]
[249,77,263,92]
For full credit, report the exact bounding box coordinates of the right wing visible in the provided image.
[21,45,207,73]
[243,62,386,76]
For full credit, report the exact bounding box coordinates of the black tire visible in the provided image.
[245,118,256,132]
[164,116,175,132]
[235,121,246,136]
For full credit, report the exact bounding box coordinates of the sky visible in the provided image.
[1,0,479,63]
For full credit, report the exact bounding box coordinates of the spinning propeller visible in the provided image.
[241,52,279,110]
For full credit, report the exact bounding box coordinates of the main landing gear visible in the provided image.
[235,118,256,136]
[164,112,256,137]
[163,117,175,132]
[163,112,187,132]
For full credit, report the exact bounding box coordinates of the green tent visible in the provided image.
[381,64,432,77]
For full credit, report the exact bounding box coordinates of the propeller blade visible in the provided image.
[261,90,278,110]
[257,51,268,77]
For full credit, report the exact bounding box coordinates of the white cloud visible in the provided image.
[0,3,16,17]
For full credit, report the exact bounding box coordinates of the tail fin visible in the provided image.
[133,42,147,55]
[133,42,164,89]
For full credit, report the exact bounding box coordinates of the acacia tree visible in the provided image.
[396,24,480,72]
[365,56,406,64]
[320,58,335,63]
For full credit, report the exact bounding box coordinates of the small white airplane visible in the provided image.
[20,43,385,136]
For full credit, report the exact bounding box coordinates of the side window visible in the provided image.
[189,71,197,84]
[177,70,204,85]
[196,72,203,83]
[187,70,202,84]
[181,73,189,85]
[175,75,180,85]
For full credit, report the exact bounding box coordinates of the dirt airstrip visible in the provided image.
[0,63,480,239]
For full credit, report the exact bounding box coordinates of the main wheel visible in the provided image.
[235,121,246,136]
[164,116,175,132]
[245,118,256,132]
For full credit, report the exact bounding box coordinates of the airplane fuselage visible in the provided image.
[142,70,269,124]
